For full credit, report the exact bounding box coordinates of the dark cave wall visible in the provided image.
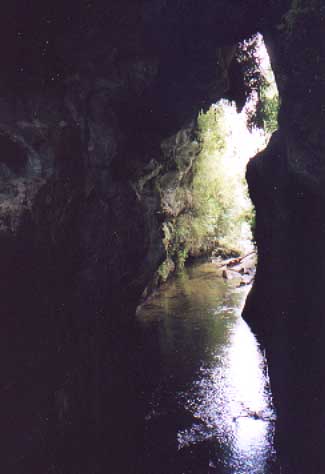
[245,1,325,472]
[0,0,272,316]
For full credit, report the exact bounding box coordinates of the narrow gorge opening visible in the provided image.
[142,33,279,292]
[136,33,280,474]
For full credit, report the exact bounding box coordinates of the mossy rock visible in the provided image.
[157,258,176,283]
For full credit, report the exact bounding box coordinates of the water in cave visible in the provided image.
[134,33,279,474]
[136,262,278,473]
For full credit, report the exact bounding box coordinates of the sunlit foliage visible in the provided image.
[258,84,279,134]
[236,34,279,132]
[157,34,278,280]
[162,102,256,273]
[192,103,255,253]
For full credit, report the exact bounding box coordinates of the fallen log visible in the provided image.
[214,251,256,269]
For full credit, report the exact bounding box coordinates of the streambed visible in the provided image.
[136,261,278,473]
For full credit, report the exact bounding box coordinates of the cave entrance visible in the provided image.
[136,33,280,473]
[192,33,279,262]
[152,33,279,287]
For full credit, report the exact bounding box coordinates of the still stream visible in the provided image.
[136,261,277,473]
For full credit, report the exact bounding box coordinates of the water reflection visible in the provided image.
[137,262,276,473]
[179,316,275,473]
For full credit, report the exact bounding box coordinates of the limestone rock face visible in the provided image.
[0,1,264,318]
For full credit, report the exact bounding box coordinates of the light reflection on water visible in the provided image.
[137,262,276,473]
[178,316,275,473]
